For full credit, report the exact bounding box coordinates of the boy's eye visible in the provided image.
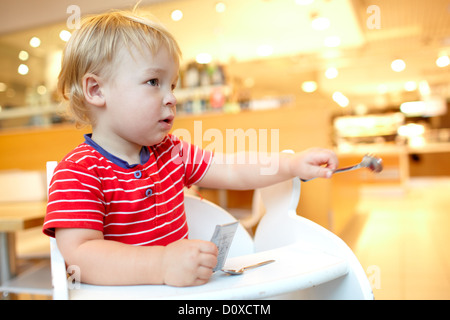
[147,79,159,86]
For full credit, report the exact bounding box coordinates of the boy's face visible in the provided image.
[98,44,179,149]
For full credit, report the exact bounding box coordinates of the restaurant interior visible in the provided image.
[0,0,449,300]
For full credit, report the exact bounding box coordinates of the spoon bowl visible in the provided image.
[360,154,383,173]
[221,259,275,275]
[338,153,383,174]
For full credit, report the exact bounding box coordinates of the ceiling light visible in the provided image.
[29,37,41,48]
[397,123,425,137]
[400,102,426,117]
[18,50,29,61]
[391,59,406,72]
[257,45,273,57]
[325,67,338,79]
[0,82,7,92]
[59,30,72,42]
[215,2,226,13]
[400,99,446,117]
[355,104,368,115]
[37,85,47,95]
[324,36,341,47]
[171,10,183,21]
[18,64,29,75]
[404,81,417,92]
[196,53,212,64]
[332,91,349,107]
[296,0,314,5]
[418,80,430,96]
[302,81,317,93]
[436,55,450,68]
[311,17,330,31]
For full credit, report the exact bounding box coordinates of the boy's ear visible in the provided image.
[82,73,105,107]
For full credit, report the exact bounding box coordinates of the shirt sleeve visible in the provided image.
[170,135,213,188]
[43,160,106,237]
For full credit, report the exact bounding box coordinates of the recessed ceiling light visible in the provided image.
[37,85,47,95]
[29,37,41,48]
[404,81,417,92]
[295,0,314,5]
[196,53,212,64]
[391,59,406,72]
[215,2,226,13]
[171,10,183,21]
[436,55,450,68]
[311,17,330,30]
[419,80,430,96]
[18,64,29,75]
[257,45,273,57]
[324,36,341,47]
[59,30,72,42]
[325,67,338,79]
[332,91,349,107]
[18,50,29,61]
[302,81,317,93]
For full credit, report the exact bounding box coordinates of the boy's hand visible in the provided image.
[162,239,218,287]
[290,148,338,181]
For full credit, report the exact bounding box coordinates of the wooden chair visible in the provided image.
[47,161,373,300]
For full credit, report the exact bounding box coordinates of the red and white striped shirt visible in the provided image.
[43,134,213,246]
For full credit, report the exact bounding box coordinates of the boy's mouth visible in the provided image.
[159,115,174,126]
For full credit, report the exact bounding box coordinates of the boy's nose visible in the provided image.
[164,92,177,107]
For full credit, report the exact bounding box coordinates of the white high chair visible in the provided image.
[46,161,373,300]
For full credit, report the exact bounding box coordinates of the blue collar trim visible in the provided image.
[84,134,150,169]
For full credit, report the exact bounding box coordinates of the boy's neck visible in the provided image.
[90,131,143,166]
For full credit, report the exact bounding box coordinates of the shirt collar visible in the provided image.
[84,134,150,169]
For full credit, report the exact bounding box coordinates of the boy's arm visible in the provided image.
[197,148,338,190]
[55,228,217,287]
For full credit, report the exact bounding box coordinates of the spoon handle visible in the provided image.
[241,259,275,272]
[333,163,362,173]
[301,163,362,182]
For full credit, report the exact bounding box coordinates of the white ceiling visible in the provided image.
[0,0,165,35]
[1,0,450,110]
[0,0,363,63]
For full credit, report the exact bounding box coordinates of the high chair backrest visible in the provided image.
[253,178,301,252]
[46,161,70,300]
[184,194,254,257]
[253,177,374,299]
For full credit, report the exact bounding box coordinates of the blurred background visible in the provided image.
[0,0,449,299]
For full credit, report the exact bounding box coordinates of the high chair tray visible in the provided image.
[69,243,348,300]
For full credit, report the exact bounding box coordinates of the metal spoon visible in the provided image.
[302,153,383,182]
[221,259,275,275]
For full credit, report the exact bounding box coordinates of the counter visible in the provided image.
[407,141,450,177]
[336,143,409,185]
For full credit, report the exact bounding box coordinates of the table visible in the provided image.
[0,201,52,296]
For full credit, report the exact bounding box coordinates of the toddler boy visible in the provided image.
[43,10,338,287]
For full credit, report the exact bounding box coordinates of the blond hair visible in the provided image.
[57,10,182,126]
